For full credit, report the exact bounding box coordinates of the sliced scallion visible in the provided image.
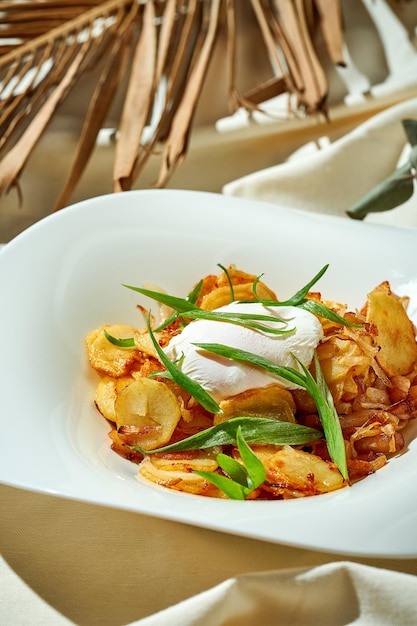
[194,426,267,499]
[192,343,348,479]
[103,329,135,348]
[131,416,322,455]
[145,314,222,415]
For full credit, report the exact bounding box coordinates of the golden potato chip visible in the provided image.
[199,266,277,311]
[264,446,346,496]
[366,289,417,376]
[200,282,277,311]
[216,384,296,425]
[86,324,141,377]
[94,376,133,422]
[139,451,220,496]
[114,378,181,449]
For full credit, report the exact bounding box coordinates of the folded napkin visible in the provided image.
[0,556,72,626]
[3,553,417,625]
[133,561,417,626]
[223,97,417,229]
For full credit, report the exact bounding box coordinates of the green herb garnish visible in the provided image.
[299,298,356,327]
[192,343,348,480]
[154,279,204,331]
[262,264,329,306]
[248,265,360,328]
[124,283,294,335]
[183,309,293,335]
[132,416,322,500]
[103,329,136,348]
[217,263,235,302]
[123,284,200,314]
[145,314,222,415]
[124,264,360,330]
[310,351,347,479]
[131,416,322,455]
[194,426,267,500]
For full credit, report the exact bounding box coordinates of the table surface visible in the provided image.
[2,97,417,625]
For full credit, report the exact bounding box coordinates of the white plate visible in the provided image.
[1,189,417,558]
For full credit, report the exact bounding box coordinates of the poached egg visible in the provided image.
[164,302,324,403]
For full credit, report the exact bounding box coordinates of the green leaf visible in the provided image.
[193,343,348,479]
[145,314,222,415]
[153,311,179,332]
[130,416,322,455]
[246,265,361,329]
[194,426,267,499]
[281,264,329,306]
[408,145,417,170]
[188,279,204,304]
[194,470,248,500]
[299,299,362,328]
[103,329,135,348]
[402,119,417,147]
[346,162,414,221]
[312,352,348,479]
[154,279,203,331]
[217,264,235,302]
[251,265,329,307]
[216,453,249,484]
[184,309,294,335]
[236,426,266,488]
[123,284,200,314]
[193,342,307,388]
[123,264,354,332]
[283,353,348,480]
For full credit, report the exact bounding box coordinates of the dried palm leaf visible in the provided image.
[53,28,133,210]
[0,0,348,211]
[113,0,157,191]
[156,0,222,185]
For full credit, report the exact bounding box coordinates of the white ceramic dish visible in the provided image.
[1,189,417,558]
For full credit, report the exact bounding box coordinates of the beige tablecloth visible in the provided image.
[2,484,417,626]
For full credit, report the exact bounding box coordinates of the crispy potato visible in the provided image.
[199,266,277,311]
[114,378,181,449]
[200,282,277,311]
[366,287,417,376]
[317,335,374,404]
[263,445,346,496]
[215,384,296,425]
[86,324,141,377]
[133,331,159,358]
[139,451,221,496]
[94,376,133,422]
[86,324,161,378]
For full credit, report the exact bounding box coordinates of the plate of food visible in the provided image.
[1,189,417,558]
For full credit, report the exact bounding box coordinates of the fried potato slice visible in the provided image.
[94,376,133,422]
[366,286,417,376]
[198,266,277,311]
[139,451,221,496]
[200,282,277,311]
[215,384,296,425]
[114,378,181,449]
[86,324,161,377]
[262,445,345,496]
[86,324,142,377]
[316,336,374,404]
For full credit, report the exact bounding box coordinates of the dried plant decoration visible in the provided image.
[0,0,349,210]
